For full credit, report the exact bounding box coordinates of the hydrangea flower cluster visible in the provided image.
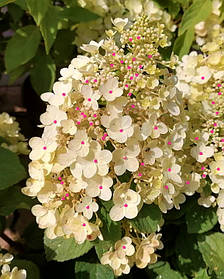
[176,21,224,231]
[0,253,26,279]
[76,0,176,49]
[0,112,29,155]
[23,15,203,275]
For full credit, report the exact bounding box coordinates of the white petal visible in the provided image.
[100,187,112,201]
[109,205,125,221]
[125,157,139,172]
[124,205,138,219]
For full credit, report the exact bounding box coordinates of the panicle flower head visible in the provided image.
[23,15,196,275]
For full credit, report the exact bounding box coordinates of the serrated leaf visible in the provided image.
[75,262,114,279]
[40,6,59,54]
[60,7,99,22]
[95,240,113,260]
[185,198,217,234]
[98,206,121,242]
[0,147,26,190]
[11,259,40,279]
[198,233,224,277]
[5,25,41,72]
[44,235,93,262]
[30,50,56,95]
[175,229,206,275]
[25,0,50,25]
[173,28,194,58]
[148,261,184,279]
[0,186,35,216]
[0,0,16,7]
[179,0,212,36]
[129,204,162,233]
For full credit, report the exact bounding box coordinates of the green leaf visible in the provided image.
[185,198,217,234]
[175,229,206,275]
[0,0,16,7]
[100,200,113,212]
[11,259,40,279]
[152,0,180,18]
[25,0,50,25]
[5,25,41,72]
[14,0,27,9]
[179,0,212,36]
[8,63,29,84]
[44,235,93,262]
[173,28,194,58]
[0,147,26,190]
[129,204,162,233]
[95,240,113,260]
[75,262,114,279]
[30,50,56,95]
[60,7,99,22]
[40,6,59,54]
[52,29,75,67]
[0,186,35,216]
[98,206,121,242]
[148,261,184,279]
[194,269,211,279]
[198,233,224,277]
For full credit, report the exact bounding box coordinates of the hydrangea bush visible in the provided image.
[1,0,224,278]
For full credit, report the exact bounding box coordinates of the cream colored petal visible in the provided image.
[125,244,135,256]
[125,157,139,172]
[109,205,125,221]
[97,150,112,164]
[124,205,138,219]
[99,187,112,201]
[86,185,100,197]
[114,161,126,176]
[31,205,47,217]
[83,163,97,178]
